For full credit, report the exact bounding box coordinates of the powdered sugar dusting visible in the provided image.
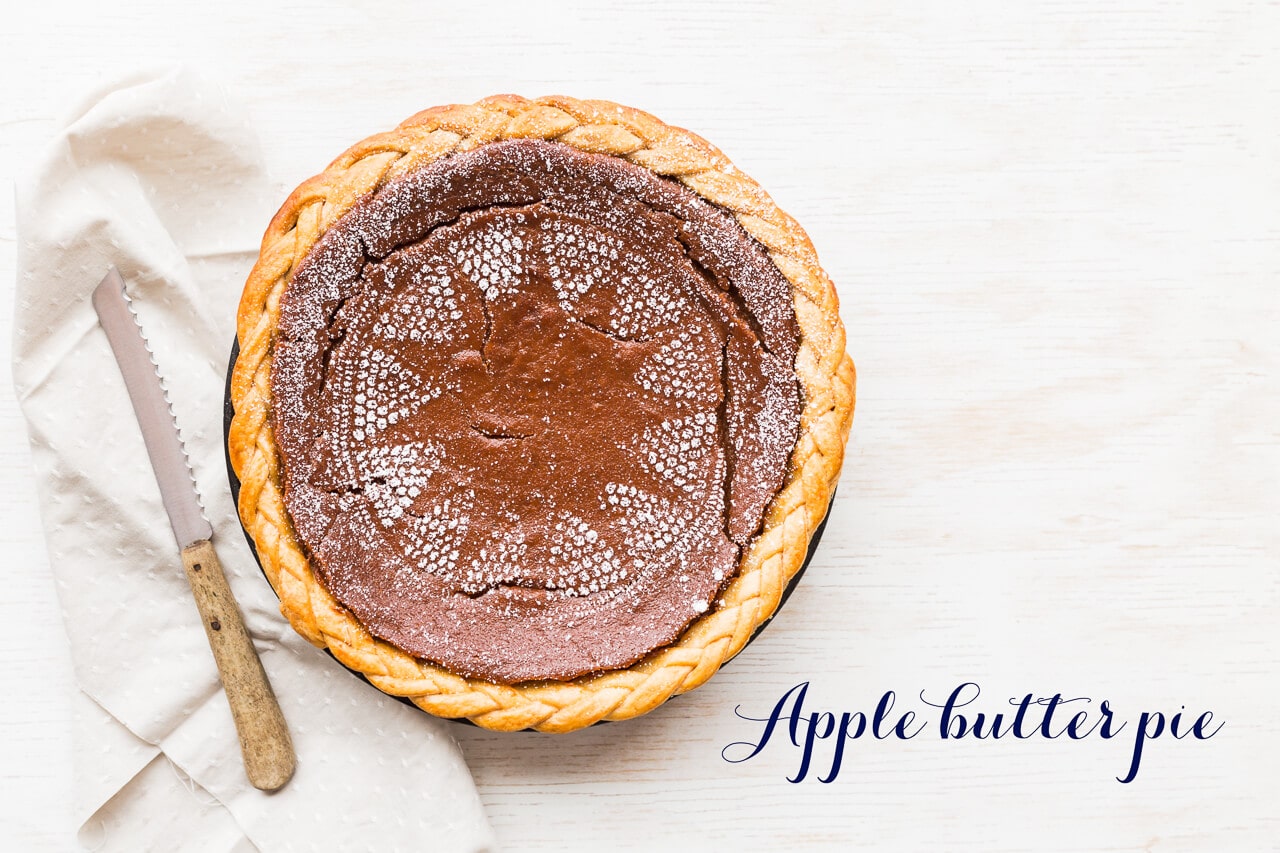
[537,215,685,338]
[630,411,718,493]
[548,512,625,599]
[355,441,442,528]
[634,324,713,400]
[450,217,526,302]
[272,138,801,683]
[402,493,471,579]
[373,265,464,345]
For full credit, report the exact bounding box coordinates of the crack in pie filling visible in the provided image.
[232,96,855,729]
[274,139,802,682]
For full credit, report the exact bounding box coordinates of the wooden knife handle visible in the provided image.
[180,539,296,791]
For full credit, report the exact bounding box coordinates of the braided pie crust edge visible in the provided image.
[229,95,856,733]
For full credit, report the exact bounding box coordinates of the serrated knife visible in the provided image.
[92,267,295,792]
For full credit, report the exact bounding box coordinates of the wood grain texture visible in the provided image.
[179,539,295,792]
[2,1,1278,850]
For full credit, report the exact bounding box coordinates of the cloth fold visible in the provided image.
[12,67,494,853]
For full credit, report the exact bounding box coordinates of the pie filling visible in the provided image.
[273,139,802,683]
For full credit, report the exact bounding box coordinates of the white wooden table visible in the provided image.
[3,2,1277,850]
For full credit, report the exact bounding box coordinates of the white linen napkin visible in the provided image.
[12,67,495,853]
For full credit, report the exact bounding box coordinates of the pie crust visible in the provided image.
[230,95,856,732]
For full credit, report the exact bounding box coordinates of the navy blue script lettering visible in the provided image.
[723,682,1223,784]
[1117,708,1224,783]
[721,682,925,783]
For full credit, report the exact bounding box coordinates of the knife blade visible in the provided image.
[92,267,295,792]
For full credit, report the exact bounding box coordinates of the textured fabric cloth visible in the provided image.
[12,66,494,853]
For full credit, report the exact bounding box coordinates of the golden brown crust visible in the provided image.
[230,95,856,732]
